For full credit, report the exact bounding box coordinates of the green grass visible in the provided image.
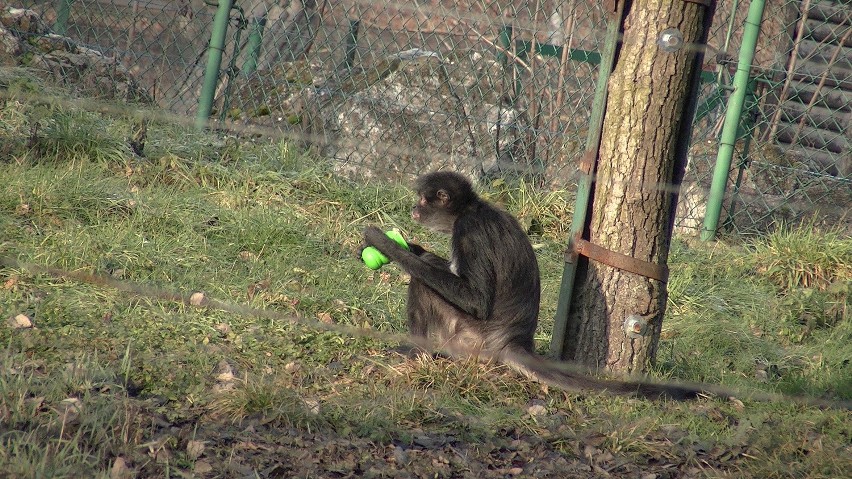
[1,68,850,478]
[662,235,852,400]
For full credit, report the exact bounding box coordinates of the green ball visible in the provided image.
[384,229,409,249]
[361,246,389,270]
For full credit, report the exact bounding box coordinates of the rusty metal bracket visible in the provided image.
[573,238,669,283]
[578,149,597,174]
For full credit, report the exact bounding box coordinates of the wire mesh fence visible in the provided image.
[5,0,852,236]
[10,0,216,112]
[682,0,852,235]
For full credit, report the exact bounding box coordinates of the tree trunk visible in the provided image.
[560,0,710,374]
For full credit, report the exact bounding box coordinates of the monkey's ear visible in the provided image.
[436,189,450,205]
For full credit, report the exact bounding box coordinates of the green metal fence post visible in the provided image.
[496,25,523,98]
[241,15,266,76]
[54,0,74,35]
[497,25,512,65]
[549,1,627,359]
[722,76,760,228]
[344,20,360,69]
[700,0,766,241]
[195,0,234,131]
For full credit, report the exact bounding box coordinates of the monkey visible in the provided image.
[362,171,706,401]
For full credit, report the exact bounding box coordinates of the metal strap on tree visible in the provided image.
[568,237,670,283]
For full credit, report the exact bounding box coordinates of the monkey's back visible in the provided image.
[451,200,540,353]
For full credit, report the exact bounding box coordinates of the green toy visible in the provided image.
[362,230,409,270]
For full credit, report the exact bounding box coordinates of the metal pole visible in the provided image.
[722,77,759,229]
[549,1,626,359]
[700,0,766,241]
[497,25,512,65]
[54,0,74,35]
[195,0,234,131]
[241,15,266,76]
[344,20,360,69]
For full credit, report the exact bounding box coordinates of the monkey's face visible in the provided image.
[412,195,455,234]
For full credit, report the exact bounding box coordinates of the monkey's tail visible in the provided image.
[498,349,707,401]
[492,350,852,408]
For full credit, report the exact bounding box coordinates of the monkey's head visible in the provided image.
[412,171,476,234]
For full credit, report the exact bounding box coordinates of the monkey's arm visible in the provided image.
[358,237,430,260]
[363,227,491,319]
[405,243,428,257]
[394,241,452,270]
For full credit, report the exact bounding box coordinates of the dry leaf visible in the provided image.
[110,457,132,479]
[284,362,301,373]
[186,440,206,460]
[60,397,82,414]
[238,250,257,261]
[194,459,213,474]
[15,203,30,215]
[303,398,320,415]
[190,292,206,306]
[527,404,548,416]
[728,397,745,411]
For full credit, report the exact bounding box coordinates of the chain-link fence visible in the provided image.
[682,0,852,235]
[10,1,218,113]
[5,0,852,235]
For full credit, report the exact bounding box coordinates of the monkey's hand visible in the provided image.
[362,226,402,254]
[363,226,451,270]
[363,226,436,259]
[358,227,423,263]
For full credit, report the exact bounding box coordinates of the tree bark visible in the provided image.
[561,0,709,374]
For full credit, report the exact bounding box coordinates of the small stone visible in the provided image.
[8,314,33,329]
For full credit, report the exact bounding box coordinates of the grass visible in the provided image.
[1,68,850,478]
[748,222,852,291]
